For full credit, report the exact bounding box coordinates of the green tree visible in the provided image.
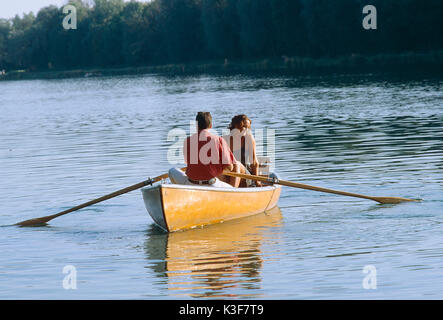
[120,0,147,65]
[88,0,125,66]
[270,0,306,57]
[2,0,442,72]
[156,0,206,63]
[201,0,241,59]
[29,6,62,69]
[0,19,11,69]
[7,12,36,69]
[236,0,276,58]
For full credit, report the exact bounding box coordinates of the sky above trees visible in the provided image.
[0,0,150,19]
[0,0,68,19]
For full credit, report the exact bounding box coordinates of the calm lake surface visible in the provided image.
[0,73,442,299]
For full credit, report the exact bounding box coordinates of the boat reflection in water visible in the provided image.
[144,206,283,298]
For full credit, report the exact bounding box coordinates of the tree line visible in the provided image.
[0,0,442,71]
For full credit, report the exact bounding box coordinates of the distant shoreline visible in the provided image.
[1,51,443,81]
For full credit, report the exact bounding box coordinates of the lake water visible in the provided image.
[0,73,442,299]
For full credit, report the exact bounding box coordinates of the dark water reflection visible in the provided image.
[144,208,283,298]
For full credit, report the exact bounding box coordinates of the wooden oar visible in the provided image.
[223,172,420,204]
[16,172,169,227]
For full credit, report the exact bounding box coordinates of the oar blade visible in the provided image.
[372,196,422,205]
[15,216,54,227]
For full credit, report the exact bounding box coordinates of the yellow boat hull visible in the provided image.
[141,175,281,232]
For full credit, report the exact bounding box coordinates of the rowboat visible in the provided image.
[141,172,282,232]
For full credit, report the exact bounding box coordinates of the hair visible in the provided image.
[196,112,212,130]
[228,114,250,131]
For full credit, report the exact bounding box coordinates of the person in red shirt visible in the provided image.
[169,112,241,188]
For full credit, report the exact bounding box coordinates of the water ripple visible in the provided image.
[1,73,442,299]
